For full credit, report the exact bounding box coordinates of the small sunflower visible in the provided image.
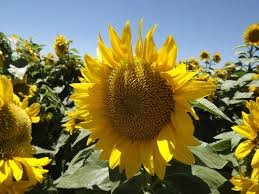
[70,21,215,179]
[243,24,259,46]
[230,168,259,193]
[44,52,57,66]
[232,97,259,168]
[199,50,210,60]
[212,52,221,63]
[13,77,38,100]
[62,110,86,134]
[249,85,259,95]
[53,35,69,58]
[0,76,51,193]
[185,58,200,71]
[214,69,228,80]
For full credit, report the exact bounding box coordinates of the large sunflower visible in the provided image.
[232,97,259,168]
[0,76,51,193]
[243,24,259,46]
[70,21,215,179]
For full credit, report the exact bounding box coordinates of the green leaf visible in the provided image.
[220,80,238,91]
[233,91,253,99]
[191,165,227,190]
[213,131,242,150]
[56,151,110,190]
[192,98,232,122]
[237,73,255,86]
[191,144,228,169]
[210,140,231,152]
[72,129,90,147]
[214,131,236,140]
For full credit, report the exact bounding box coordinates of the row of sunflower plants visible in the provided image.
[0,22,259,194]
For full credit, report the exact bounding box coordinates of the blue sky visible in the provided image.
[1,0,259,65]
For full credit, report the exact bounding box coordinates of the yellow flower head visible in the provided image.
[212,52,221,63]
[243,23,259,46]
[0,50,5,67]
[16,40,39,63]
[184,58,200,71]
[13,77,38,100]
[252,74,259,80]
[232,97,259,168]
[0,76,50,192]
[70,21,215,179]
[214,69,228,80]
[249,85,259,94]
[199,50,210,60]
[53,35,69,58]
[44,52,57,66]
[62,110,86,134]
[230,168,259,193]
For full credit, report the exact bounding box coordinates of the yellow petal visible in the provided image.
[9,160,23,181]
[157,125,175,162]
[144,24,158,64]
[176,146,195,165]
[235,140,255,160]
[109,147,121,169]
[176,80,215,100]
[124,141,141,178]
[108,24,125,60]
[251,149,259,168]
[135,19,143,59]
[157,35,177,71]
[26,103,40,121]
[232,125,257,140]
[152,141,167,180]
[121,21,133,63]
[0,76,13,106]
[98,35,120,68]
[139,140,154,176]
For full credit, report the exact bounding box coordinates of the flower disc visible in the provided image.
[105,63,174,140]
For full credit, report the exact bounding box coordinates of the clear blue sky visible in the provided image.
[1,0,259,65]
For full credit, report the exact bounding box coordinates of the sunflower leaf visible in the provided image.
[191,165,227,190]
[192,98,232,122]
[191,144,228,169]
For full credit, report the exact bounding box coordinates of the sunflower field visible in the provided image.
[0,22,259,194]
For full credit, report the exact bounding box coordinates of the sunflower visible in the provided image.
[0,76,51,193]
[185,58,200,71]
[214,69,228,80]
[243,24,259,46]
[212,52,221,63]
[44,52,57,66]
[53,35,69,58]
[232,97,259,168]
[199,50,210,60]
[62,110,86,134]
[12,76,38,100]
[70,21,215,179]
[230,168,259,193]
[249,85,259,95]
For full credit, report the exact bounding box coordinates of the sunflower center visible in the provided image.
[249,29,259,43]
[105,63,174,140]
[0,103,32,159]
